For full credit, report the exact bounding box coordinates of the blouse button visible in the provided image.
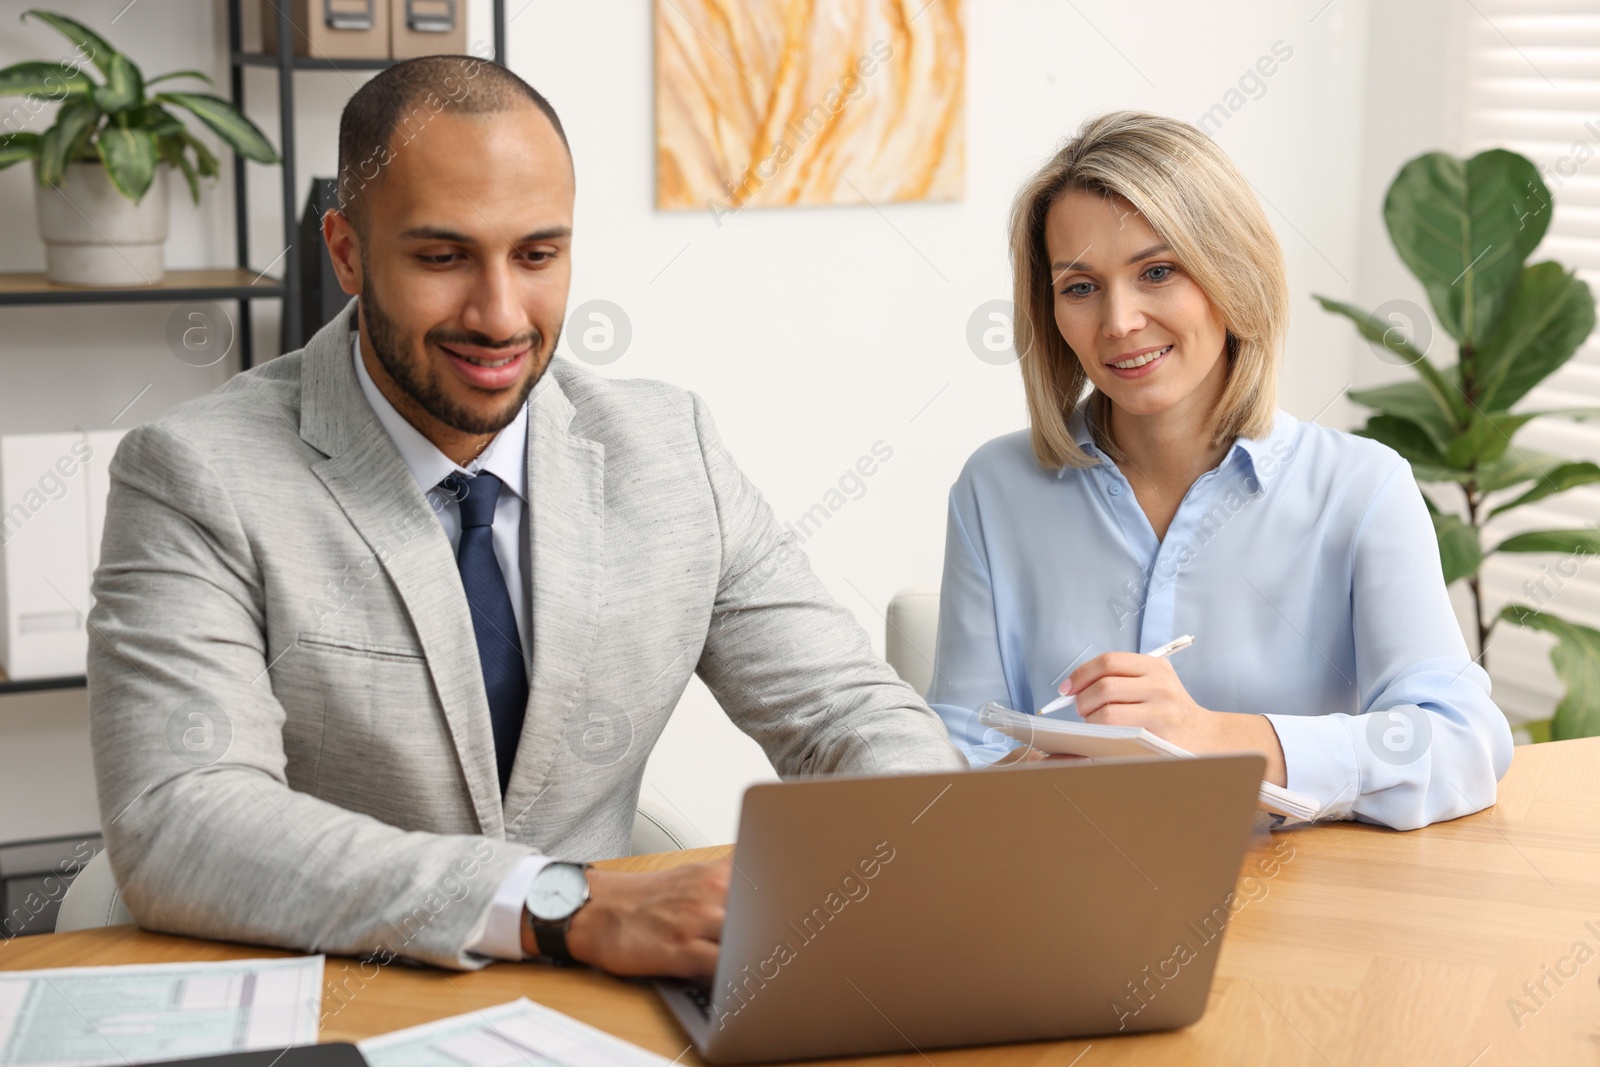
[1108,482,1121,495]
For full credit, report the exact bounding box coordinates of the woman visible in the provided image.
[928,111,1511,830]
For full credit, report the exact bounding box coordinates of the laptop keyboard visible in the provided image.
[683,985,714,1018]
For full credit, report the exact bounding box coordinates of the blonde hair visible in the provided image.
[1008,111,1288,469]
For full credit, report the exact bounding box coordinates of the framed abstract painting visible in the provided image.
[654,0,966,218]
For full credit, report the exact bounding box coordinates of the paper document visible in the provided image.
[358,998,669,1067]
[979,704,1321,823]
[0,955,324,1067]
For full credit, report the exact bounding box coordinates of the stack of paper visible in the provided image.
[0,956,324,1067]
[978,704,1321,823]
[358,998,670,1067]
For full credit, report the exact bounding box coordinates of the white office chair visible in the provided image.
[53,847,130,931]
[885,586,941,697]
[628,793,711,855]
[55,795,710,933]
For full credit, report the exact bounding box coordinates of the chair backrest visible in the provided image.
[56,800,714,933]
[629,793,711,855]
[885,586,941,698]
[53,847,130,932]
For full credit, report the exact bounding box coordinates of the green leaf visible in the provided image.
[146,69,213,88]
[155,122,206,203]
[1444,410,1543,467]
[95,125,159,202]
[1402,463,1468,485]
[1384,149,1551,347]
[1500,604,1600,739]
[174,151,199,203]
[0,131,40,170]
[1357,414,1447,463]
[1348,378,1462,454]
[36,98,98,186]
[0,60,93,98]
[1428,506,1483,585]
[159,135,199,203]
[1488,461,1600,519]
[142,104,185,139]
[181,129,219,177]
[21,10,118,77]
[1522,718,1553,744]
[156,92,278,163]
[1316,295,1467,424]
[1479,450,1558,493]
[1312,294,1432,364]
[1493,528,1600,557]
[1473,262,1597,411]
[1355,415,1464,479]
[91,52,142,114]
[64,107,98,163]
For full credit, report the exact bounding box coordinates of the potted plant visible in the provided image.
[0,10,278,286]
[1318,148,1600,742]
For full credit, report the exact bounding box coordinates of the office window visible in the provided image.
[1461,0,1600,720]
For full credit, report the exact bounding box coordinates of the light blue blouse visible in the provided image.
[927,406,1513,831]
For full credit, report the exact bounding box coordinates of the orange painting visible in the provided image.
[654,0,965,218]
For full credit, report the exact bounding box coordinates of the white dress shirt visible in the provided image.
[352,338,548,960]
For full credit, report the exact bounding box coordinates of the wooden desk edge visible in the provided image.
[598,843,732,873]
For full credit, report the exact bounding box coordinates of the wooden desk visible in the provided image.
[5,739,1598,1066]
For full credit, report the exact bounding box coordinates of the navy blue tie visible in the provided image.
[440,471,527,796]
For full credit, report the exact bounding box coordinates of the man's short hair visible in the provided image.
[336,55,570,231]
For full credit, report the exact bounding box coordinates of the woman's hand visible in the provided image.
[1065,652,1211,746]
[1064,652,1288,785]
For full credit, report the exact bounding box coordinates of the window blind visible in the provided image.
[1458,0,1600,724]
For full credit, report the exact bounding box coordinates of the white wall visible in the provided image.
[0,0,1380,845]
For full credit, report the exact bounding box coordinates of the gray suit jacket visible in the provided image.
[87,303,961,969]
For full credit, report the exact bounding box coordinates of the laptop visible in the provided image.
[656,754,1265,1064]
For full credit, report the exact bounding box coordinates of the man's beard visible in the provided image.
[361,273,553,436]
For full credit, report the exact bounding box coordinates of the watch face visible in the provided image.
[528,863,588,922]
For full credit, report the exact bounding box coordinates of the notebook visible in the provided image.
[977,704,1320,822]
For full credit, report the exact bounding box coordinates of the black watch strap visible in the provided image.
[532,919,575,965]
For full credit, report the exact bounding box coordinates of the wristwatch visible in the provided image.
[523,861,591,965]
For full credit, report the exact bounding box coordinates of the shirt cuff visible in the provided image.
[928,702,1022,767]
[466,854,551,960]
[1263,712,1361,820]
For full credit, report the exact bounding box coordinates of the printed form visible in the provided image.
[0,956,324,1067]
[358,998,670,1067]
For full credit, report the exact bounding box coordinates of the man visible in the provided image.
[87,56,961,978]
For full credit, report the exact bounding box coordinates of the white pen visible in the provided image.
[1036,634,1196,715]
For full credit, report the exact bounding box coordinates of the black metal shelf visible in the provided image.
[0,675,85,696]
[0,5,508,699]
[0,268,283,308]
[234,52,397,71]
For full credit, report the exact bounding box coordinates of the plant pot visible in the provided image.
[35,162,169,287]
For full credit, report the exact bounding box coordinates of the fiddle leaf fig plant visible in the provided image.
[1317,148,1600,742]
[0,9,278,203]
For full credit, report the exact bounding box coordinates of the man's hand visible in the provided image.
[1065,652,1288,786]
[523,858,730,981]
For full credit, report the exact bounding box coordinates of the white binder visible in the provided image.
[0,429,126,680]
